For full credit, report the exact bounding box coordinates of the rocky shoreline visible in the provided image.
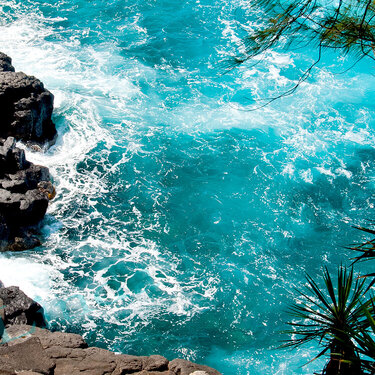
[0,285,221,375]
[0,53,221,375]
[0,53,56,251]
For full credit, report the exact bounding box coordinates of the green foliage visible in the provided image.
[237,0,375,63]
[354,301,375,374]
[282,226,375,374]
[347,226,375,293]
[231,0,375,107]
[283,266,369,374]
[236,2,375,371]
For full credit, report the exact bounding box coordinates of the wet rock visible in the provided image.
[0,178,28,193]
[0,137,29,173]
[0,52,15,72]
[38,180,56,200]
[0,286,46,328]
[0,298,4,320]
[7,233,42,252]
[3,163,51,192]
[0,52,56,250]
[0,68,56,145]
[0,297,4,339]
[0,215,10,248]
[0,189,48,225]
[0,137,54,251]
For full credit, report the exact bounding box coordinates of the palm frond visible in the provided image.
[283,266,367,373]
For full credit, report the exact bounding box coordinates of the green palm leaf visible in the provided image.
[282,266,368,374]
[349,299,375,373]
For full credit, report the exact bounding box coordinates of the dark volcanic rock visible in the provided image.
[6,232,42,252]
[3,325,222,375]
[0,136,54,251]
[0,215,10,248]
[0,52,15,72]
[0,53,56,145]
[0,53,57,250]
[0,286,46,327]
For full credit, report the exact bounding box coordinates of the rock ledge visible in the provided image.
[0,286,221,375]
[2,324,221,375]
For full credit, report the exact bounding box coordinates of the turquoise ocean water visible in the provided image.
[0,0,375,374]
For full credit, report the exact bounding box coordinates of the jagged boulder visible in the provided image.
[0,286,46,328]
[0,53,56,145]
[0,52,15,72]
[0,137,55,251]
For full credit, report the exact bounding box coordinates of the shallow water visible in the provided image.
[0,0,374,374]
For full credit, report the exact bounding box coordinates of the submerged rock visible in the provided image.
[0,53,57,146]
[0,136,54,251]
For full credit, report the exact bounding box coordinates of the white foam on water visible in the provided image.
[0,254,62,303]
[0,1,374,374]
[206,345,327,375]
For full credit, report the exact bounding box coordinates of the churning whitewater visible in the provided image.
[0,0,374,374]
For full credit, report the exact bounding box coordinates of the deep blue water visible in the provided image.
[0,0,375,374]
